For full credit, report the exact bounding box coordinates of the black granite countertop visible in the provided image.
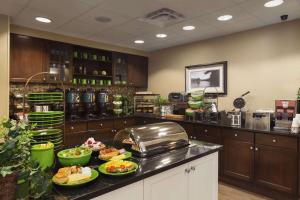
[53,141,222,200]
[65,115,135,123]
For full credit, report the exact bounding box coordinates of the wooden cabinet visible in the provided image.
[10,34,47,81]
[255,134,298,194]
[144,152,218,200]
[222,129,254,182]
[194,125,221,144]
[114,118,136,131]
[127,54,148,88]
[92,181,143,200]
[177,122,194,138]
[135,117,162,125]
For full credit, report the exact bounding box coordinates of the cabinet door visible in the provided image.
[188,152,218,200]
[92,181,143,200]
[223,139,254,181]
[64,132,85,146]
[127,54,148,88]
[195,125,221,144]
[178,122,195,139]
[88,129,115,143]
[255,144,297,194]
[10,34,46,81]
[144,163,188,200]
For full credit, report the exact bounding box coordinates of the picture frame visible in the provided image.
[185,61,227,95]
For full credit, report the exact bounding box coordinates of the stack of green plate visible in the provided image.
[30,129,63,150]
[28,92,63,103]
[28,111,64,128]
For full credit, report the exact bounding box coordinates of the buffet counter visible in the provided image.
[53,140,222,200]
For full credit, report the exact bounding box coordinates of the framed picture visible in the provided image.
[185,61,227,95]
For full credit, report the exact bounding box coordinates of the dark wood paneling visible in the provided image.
[88,120,114,130]
[255,144,297,194]
[222,128,254,143]
[195,125,221,144]
[65,121,87,134]
[127,54,148,88]
[10,34,46,81]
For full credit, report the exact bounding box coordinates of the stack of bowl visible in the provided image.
[30,129,63,151]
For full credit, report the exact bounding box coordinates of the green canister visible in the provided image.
[31,142,54,170]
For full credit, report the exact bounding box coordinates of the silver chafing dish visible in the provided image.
[113,122,189,157]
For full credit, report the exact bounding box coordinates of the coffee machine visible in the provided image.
[96,89,109,116]
[66,88,81,120]
[82,88,97,119]
[168,92,188,115]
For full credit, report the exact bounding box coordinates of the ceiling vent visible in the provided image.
[138,8,185,27]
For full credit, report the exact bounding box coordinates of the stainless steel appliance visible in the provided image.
[252,112,274,131]
[168,92,188,102]
[66,88,81,119]
[113,122,189,157]
[82,88,97,119]
[96,89,109,116]
[227,111,244,126]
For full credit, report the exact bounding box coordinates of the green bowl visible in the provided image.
[31,142,54,170]
[191,94,204,101]
[113,109,123,115]
[188,101,203,109]
[57,147,92,167]
[113,95,122,101]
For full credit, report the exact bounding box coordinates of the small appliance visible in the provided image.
[252,111,274,131]
[96,89,109,116]
[66,88,81,119]
[274,100,297,130]
[168,92,188,102]
[82,88,97,119]
[227,111,245,126]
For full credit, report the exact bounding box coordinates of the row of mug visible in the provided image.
[72,79,128,86]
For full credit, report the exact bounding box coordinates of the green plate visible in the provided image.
[32,134,63,140]
[98,161,138,176]
[28,111,64,116]
[28,92,63,95]
[28,99,63,102]
[31,129,62,136]
[29,118,63,123]
[31,136,63,143]
[52,169,98,187]
[33,121,64,126]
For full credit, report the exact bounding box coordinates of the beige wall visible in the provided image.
[0,15,10,117]
[11,25,148,57]
[149,19,300,112]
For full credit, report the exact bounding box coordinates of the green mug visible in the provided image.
[107,80,112,86]
[82,79,87,85]
[99,80,104,86]
[91,79,96,85]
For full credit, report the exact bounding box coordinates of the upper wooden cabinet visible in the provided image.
[127,54,148,88]
[10,34,47,82]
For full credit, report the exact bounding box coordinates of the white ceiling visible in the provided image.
[1,0,300,51]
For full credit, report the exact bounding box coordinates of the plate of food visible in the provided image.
[52,166,98,187]
[98,147,131,161]
[98,160,138,176]
[82,137,106,152]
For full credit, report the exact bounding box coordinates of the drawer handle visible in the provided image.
[250,146,253,150]
[124,120,127,124]
[272,139,276,143]
[234,133,238,137]
[190,166,196,171]
[100,123,103,127]
[185,168,191,174]
[70,126,74,130]
[255,147,258,151]
[204,129,208,133]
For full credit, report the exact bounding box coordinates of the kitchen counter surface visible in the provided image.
[53,140,222,200]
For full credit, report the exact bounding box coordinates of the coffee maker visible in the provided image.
[96,89,109,116]
[66,88,81,120]
[274,100,297,130]
[168,92,188,115]
[82,88,97,119]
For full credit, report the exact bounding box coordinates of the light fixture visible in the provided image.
[182,25,195,31]
[217,15,233,21]
[35,17,52,23]
[156,33,167,38]
[264,0,284,7]
[134,40,144,44]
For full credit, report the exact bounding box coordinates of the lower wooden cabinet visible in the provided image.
[195,125,221,144]
[254,144,297,194]
[222,129,254,182]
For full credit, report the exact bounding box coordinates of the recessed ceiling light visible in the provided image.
[217,15,233,21]
[264,0,284,7]
[156,33,167,38]
[134,40,144,44]
[35,17,52,23]
[182,25,195,31]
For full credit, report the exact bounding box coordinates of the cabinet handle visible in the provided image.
[204,129,208,133]
[100,123,103,127]
[124,120,127,124]
[250,146,253,150]
[191,166,196,171]
[70,126,74,130]
[255,147,258,151]
[234,133,238,137]
[272,139,276,143]
[185,169,191,174]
